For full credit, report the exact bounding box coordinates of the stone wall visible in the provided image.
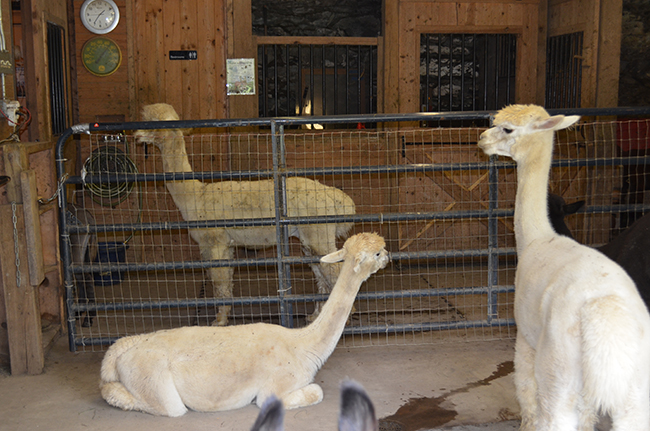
[252,0,381,37]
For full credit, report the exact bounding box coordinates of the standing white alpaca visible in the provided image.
[135,103,356,325]
[478,104,650,431]
[99,232,389,417]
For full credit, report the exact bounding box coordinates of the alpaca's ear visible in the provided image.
[353,251,371,273]
[321,248,347,263]
[250,396,284,431]
[532,115,580,131]
[564,199,585,215]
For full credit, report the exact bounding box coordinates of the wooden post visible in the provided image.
[1,144,45,375]
[0,203,45,375]
[20,170,45,287]
[228,0,257,120]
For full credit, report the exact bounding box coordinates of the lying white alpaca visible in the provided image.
[99,232,389,417]
[250,380,378,431]
[135,103,356,326]
[478,104,650,431]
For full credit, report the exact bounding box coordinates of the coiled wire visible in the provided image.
[83,145,137,207]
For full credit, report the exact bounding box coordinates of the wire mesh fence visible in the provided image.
[57,109,650,352]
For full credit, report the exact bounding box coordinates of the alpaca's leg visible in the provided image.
[300,224,348,322]
[101,374,187,417]
[514,335,538,431]
[101,381,149,413]
[205,266,235,326]
[300,224,340,292]
[198,240,235,326]
[277,383,324,410]
[534,331,582,431]
[576,399,598,431]
[609,384,650,431]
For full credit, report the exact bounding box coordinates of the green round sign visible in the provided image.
[81,36,122,76]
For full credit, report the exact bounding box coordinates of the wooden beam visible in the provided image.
[20,170,45,287]
[381,0,399,119]
[0,203,44,375]
[595,0,622,107]
[255,36,378,46]
[3,143,28,203]
[228,0,257,119]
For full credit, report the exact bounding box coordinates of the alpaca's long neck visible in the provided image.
[514,133,557,254]
[156,132,204,212]
[298,260,366,364]
[160,132,194,174]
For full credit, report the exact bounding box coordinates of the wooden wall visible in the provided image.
[16,0,70,142]
[73,0,130,123]
[74,0,228,123]
[0,0,66,372]
[547,0,622,108]
[71,0,623,123]
[383,0,544,115]
[130,0,228,120]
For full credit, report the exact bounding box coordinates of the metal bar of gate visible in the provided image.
[487,155,500,322]
[272,122,294,327]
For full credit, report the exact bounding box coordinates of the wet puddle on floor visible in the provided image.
[379,361,514,431]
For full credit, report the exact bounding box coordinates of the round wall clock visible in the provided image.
[81,37,122,76]
[80,0,120,34]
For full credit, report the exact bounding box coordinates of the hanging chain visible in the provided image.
[11,202,21,288]
[38,172,68,206]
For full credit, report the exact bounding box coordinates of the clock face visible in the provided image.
[81,37,122,76]
[80,0,120,34]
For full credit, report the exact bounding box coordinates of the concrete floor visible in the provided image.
[0,332,520,431]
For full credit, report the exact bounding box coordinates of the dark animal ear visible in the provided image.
[251,396,285,431]
[564,200,585,215]
[339,380,378,431]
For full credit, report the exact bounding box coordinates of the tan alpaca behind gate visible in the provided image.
[99,232,389,417]
[134,103,356,325]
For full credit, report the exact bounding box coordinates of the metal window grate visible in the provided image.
[258,44,377,121]
[47,22,68,135]
[545,32,583,109]
[420,33,517,121]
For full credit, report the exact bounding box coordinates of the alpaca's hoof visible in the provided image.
[211,315,229,326]
[305,310,319,323]
[210,305,232,326]
[210,318,228,327]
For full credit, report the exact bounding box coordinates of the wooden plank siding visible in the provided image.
[74,0,130,123]
[70,0,620,122]
[74,0,227,123]
[547,0,622,108]
[393,0,542,114]
[130,0,227,121]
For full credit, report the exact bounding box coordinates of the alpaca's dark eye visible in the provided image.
[503,128,513,134]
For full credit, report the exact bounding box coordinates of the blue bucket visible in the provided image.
[94,241,128,286]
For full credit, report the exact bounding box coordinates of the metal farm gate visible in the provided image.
[56,108,650,352]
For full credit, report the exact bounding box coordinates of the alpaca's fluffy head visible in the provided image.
[478,104,580,161]
[141,103,180,122]
[134,103,188,149]
[321,232,389,277]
